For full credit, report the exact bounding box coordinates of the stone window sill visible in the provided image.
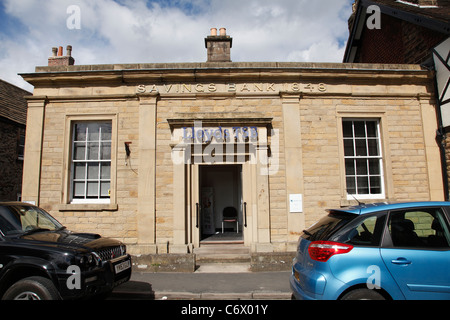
[58,203,118,212]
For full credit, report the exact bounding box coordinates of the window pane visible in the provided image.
[345,159,355,175]
[87,142,99,160]
[74,123,87,141]
[100,182,110,198]
[100,142,111,160]
[368,139,379,156]
[101,124,112,140]
[74,163,85,180]
[366,121,377,137]
[355,139,367,156]
[87,182,99,197]
[101,163,111,179]
[73,143,86,160]
[73,182,85,198]
[357,176,369,194]
[343,122,353,138]
[344,139,354,156]
[87,163,99,179]
[87,123,100,141]
[354,121,366,137]
[369,159,380,175]
[356,159,368,175]
[369,176,381,194]
[346,177,356,194]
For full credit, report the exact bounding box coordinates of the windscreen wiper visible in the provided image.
[22,228,50,236]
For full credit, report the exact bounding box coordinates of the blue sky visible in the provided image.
[0,0,354,91]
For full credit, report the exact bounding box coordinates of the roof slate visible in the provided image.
[364,0,450,26]
[0,79,31,126]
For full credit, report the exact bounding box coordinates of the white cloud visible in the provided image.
[0,0,353,91]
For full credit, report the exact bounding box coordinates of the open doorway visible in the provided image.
[199,164,243,243]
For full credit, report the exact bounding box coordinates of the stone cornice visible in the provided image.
[20,62,432,87]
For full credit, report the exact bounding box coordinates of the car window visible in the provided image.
[346,215,379,246]
[333,213,386,247]
[302,211,355,241]
[0,205,62,235]
[388,208,450,249]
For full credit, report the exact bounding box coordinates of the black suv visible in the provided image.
[0,202,131,300]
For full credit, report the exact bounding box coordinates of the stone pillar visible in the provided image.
[137,94,157,254]
[255,126,272,252]
[281,93,305,249]
[172,144,188,253]
[22,97,46,205]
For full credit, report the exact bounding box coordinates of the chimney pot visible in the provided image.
[52,47,58,57]
[66,45,72,57]
[58,46,63,56]
[219,27,226,36]
[210,28,217,36]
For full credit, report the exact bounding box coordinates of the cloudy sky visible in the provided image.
[0,0,354,92]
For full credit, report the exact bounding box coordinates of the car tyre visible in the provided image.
[2,276,61,300]
[340,288,385,300]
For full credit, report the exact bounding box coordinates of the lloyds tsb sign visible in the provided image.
[182,126,258,143]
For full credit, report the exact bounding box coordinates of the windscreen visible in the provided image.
[0,205,63,236]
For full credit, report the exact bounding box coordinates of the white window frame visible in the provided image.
[70,121,112,204]
[343,119,385,200]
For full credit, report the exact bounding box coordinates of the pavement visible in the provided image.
[109,269,292,300]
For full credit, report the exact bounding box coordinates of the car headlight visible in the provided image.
[79,253,99,267]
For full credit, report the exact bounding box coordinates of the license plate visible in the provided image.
[114,260,131,274]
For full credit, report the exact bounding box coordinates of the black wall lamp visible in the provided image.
[124,141,131,158]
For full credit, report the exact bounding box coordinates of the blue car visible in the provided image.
[290,202,450,300]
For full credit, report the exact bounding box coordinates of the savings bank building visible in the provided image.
[20,28,444,271]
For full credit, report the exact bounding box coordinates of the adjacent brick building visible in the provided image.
[0,79,30,201]
[344,0,449,64]
[20,29,444,269]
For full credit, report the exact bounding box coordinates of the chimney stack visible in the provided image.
[205,27,232,62]
[48,45,75,66]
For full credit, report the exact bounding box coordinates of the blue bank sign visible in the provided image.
[182,126,258,143]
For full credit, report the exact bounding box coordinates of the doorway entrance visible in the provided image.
[199,164,243,243]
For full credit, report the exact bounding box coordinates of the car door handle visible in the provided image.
[391,257,411,265]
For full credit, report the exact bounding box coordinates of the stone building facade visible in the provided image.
[20,33,444,267]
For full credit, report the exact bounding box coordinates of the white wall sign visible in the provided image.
[289,194,303,213]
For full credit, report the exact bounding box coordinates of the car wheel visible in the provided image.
[2,276,61,300]
[340,288,385,300]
